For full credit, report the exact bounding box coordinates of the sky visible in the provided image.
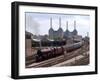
[25,12,90,37]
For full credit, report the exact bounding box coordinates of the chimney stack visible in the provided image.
[74,20,76,30]
[50,18,52,28]
[59,17,61,28]
[66,21,68,30]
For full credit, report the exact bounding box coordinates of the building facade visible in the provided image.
[49,18,78,40]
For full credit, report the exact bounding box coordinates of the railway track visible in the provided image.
[52,52,89,67]
[26,41,85,65]
[26,46,88,68]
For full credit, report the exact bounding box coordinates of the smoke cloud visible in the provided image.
[26,15,40,35]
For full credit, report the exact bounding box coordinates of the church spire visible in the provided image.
[59,17,61,28]
[66,21,68,30]
[74,20,76,30]
[50,18,52,28]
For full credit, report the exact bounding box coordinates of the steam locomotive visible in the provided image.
[36,41,84,62]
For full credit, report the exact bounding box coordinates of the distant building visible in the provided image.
[49,18,63,40]
[64,21,78,39]
[25,31,32,57]
[72,21,78,36]
[63,21,70,38]
[25,31,33,39]
[49,18,78,40]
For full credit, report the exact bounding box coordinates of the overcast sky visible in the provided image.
[25,12,90,37]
